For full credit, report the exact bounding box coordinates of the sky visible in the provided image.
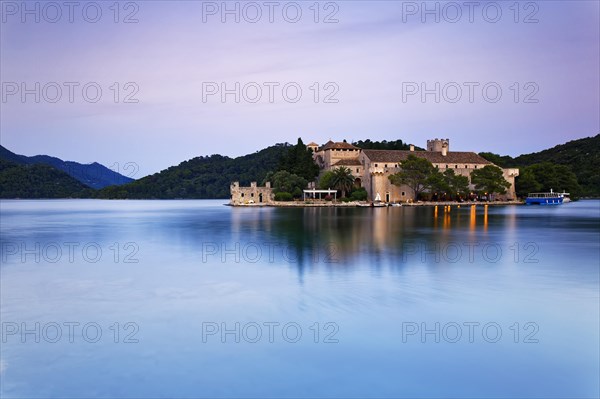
[1,0,599,178]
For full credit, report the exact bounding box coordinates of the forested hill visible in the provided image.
[0,159,92,198]
[479,134,600,196]
[0,145,134,189]
[2,135,597,199]
[97,144,291,199]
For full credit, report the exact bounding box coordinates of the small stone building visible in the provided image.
[230,181,273,205]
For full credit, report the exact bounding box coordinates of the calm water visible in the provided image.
[1,200,599,398]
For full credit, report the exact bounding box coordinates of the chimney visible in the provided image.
[409,144,415,152]
[441,146,448,156]
[265,182,271,188]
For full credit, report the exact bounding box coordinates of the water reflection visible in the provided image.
[1,200,598,398]
[218,202,600,283]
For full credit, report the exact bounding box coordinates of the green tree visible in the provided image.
[426,170,449,198]
[350,187,368,201]
[517,163,581,199]
[278,138,319,181]
[478,152,515,168]
[515,168,542,198]
[353,139,415,150]
[274,192,293,201]
[330,166,355,198]
[470,165,511,199]
[318,170,335,190]
[389,155,437,200]
[263,170,307,197]
[443,169,470,199]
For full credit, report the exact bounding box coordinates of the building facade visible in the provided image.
[312,138,518,202]
[230,181,274,205]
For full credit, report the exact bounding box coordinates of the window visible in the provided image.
[241,193,244,197]
[465,165,468,169]
[446,164,449,169]
[384,164,388,168]
[375,164,378,167]
[356,168,359,173]
[251,193,254,197]
[401,191,405,196]
[475,165,478,169]
[455,165,458,169]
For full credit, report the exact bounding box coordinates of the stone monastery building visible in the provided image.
[309,138,518,203]
[230,138,519,204]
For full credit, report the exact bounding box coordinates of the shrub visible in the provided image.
[342,197,353,203]
[324,194,333,201]
[350,187,368,201]
[274,192,293,201]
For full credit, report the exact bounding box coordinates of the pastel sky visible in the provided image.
[1,0,598,177]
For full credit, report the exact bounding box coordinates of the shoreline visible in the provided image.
[229,200,524,207]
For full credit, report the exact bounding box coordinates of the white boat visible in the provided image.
[561,191,571,203]
[372,192,387,207]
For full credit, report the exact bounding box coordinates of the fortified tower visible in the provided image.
[427,138,450,152]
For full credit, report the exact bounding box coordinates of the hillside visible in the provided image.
[0,145,134,189]
[1,135,597,199]
[96,144,291,199]
[0,159,92,198]
[480,134,600,196]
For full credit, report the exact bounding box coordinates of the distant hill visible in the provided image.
[0,159,91,198]
[479,134,600,197]
[2,135,596,199]
[96,144,291,199]
[0,145,134,189]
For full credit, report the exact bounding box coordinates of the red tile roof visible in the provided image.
[362,150,492,165]
[334,159,362,166]
[319,141,360,151]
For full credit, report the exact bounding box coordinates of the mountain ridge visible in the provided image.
[1,134,597,199]
[0,145,134,189]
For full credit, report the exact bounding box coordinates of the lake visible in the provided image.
[1,200,598,398]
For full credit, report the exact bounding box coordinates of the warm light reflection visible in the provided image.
[470,205,476,231]
[484,205,489,231]
[443,206,451,229]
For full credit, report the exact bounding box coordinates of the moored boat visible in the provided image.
[525,189,564,205]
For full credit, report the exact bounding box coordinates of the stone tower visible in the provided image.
[427,138,450,152]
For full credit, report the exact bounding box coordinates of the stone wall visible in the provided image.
[230,181,274,205]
